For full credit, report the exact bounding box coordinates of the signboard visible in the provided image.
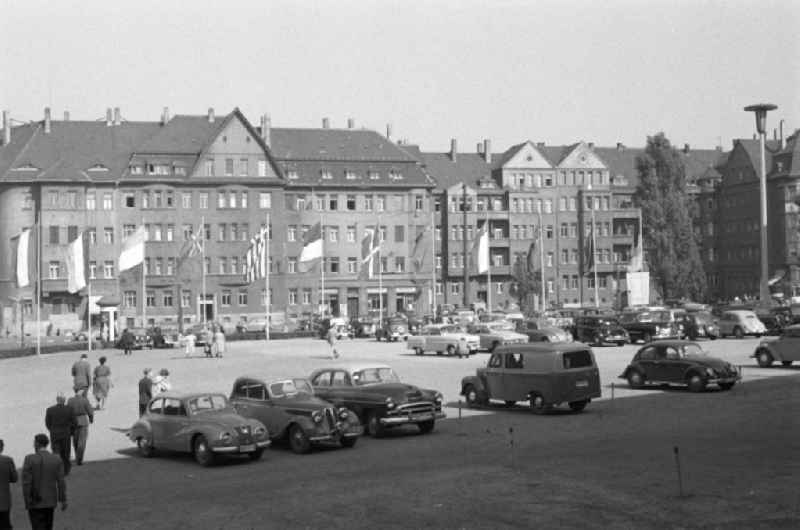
[626,272,650,306]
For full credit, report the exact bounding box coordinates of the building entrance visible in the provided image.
[199,295,214,323]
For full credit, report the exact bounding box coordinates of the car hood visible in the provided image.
[684,355,730,370]
[193,410,256,428]
[274,394,334,412]
[357,382,435,402]
[487,330,527,339]
[443,333,480,341]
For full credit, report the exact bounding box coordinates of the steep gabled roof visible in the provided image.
[417,152,495,191]
[268,128,417,162]
[134,115,226,154]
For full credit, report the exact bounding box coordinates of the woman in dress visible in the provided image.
[92,356,112,410]
[152,368,172,394]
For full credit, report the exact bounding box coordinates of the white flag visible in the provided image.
[14,228,32,288]
[476,225,489,274]
[66,233,87,293]
[119,226,146,272]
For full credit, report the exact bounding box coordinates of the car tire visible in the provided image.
[340,436,358,448]
[687,373,706,393]
[248,448,264,461]
[414,347,423,356]
[718,382,735,391]
[568,400,588,412]
[464,385,483,408]
[529,392,551,415]
[193,435,215,467]
[756,350,773,368]
[627,370,645,389]
[709,335,718,341]
[136,436,154,458]
[366,411,385,438]
[417,420,435,434]
[446,345,456,357]
[436,351,443,356]
[288,425,312,454]
[734,327,744,339]
[504,400,516,407]
[782,361,793,367]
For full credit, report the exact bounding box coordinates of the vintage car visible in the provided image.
[460,343,601,413]
[573,316,630,346]
[350,316,378,338]
[620,340,740,392]
[718,310,766,338]
[468,321,529,351]
[318,317,354,340]
[406,324,479,357]
[128,392,270,466]
[115,327,153,350]
[374,317,408,342]
[309,364,445,437]
[520,323,574,343]
[677,311,719,340]
[230,376,362,453]
[618,310,681,344]
[752,324,800,367]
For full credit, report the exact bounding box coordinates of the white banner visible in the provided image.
[626,271,650,306]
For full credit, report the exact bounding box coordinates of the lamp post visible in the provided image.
[744,103,777,305]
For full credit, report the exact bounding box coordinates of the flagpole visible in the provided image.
[36,219,42,356]
[378,215,383,321]
[265,212,270,341]
[538,210,545,312]
[201,215,206,328]
[485,212,492,313]
[141,217,147,328]
[430,209,436,318]
[591,195,599,309]
[320,208,326,317]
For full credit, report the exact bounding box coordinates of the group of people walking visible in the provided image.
[138,368,173,416]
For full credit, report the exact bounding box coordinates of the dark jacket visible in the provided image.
[45,404,76,440]
[120,331,135,348]
[138,376,153,405]
[71,359,92,391]
[67,394,94,426]
[22,450,66,509]
[0,454,17,511]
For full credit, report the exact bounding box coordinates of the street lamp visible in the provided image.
[744,103,777,305]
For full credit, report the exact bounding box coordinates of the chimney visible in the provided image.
[780,119,786,149]
[347,118,355,129]
[161,107,170,125]
[683,143,690,154]
[63,111,70,121]
[449,138,457,162]
[322,117,330,129]
[261,113,271,146]
[386,123,392,139]
[44,107,51,134]
[483,139,491,163]
[2,110,9,145]
[477,142,484,155]
[208,107,215,123]
[616,142,625,151]
[113,107,121,126]
[105,108,113,126]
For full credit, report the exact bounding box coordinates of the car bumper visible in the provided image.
[380,411,446,426]
[707,375,741,385]
[212,440,271,453]
[308,425,363,442]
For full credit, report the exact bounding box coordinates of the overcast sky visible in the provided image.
[1,0,797,152]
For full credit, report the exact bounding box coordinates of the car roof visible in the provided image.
[152,391,227,401]
[494,342,589,354]
[234,375,310,384]
[311,363,392,375]
[638,340,700,348]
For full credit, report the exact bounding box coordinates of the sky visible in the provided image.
[1,0,798,152]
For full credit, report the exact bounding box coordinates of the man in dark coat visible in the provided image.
[121,329,134,356]
[138,368,153,416]
[66,389,93,466]
[0,439,18,530]
[70,354,91,396]
[22,434,67,530]
[44,394,75,476]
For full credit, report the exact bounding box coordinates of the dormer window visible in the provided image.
[13,163,38,171]
[287,170,299,180]
[320,170,333,180]
[88,163,108,172]
[388,170,403,180]
[368,171,380,180]
[174,165,187,176]
[129,165,144,175]
[345,170,357,180]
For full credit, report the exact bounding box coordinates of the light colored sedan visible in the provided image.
[406,324,480,357]
[523,326,574,343]
[718,310,766,338]
[469,321,529,352]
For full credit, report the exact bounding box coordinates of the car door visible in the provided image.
[776,328,800,361]
[147,398,166,447]
[661,346,689,383]
[311,371,334,402]
[501,352,526,401]
[483,353,505,400]
[636,346,662,381]
[239,382,281,436]
[160,398,190,451]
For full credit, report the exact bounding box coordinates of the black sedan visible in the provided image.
[619,340,740,392]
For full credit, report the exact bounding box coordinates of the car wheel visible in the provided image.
[756,350,773,368]
[627,370,645,389]
[417,420,435,434]
[288,425,312,454]
[529,393,551,415]
[782,361,793,367]
[436,351,444,356]
[709,335,718,341]
[464,385,483,408]
[504,400,516,407]
[414,347,423,356]
[193,435,215,467]
[136,436,154,458]
[734,327,744,339]
[248,448,264,461]
[568,400,588,412]
[718,382,735,391]
[340,436,358,448]
[642,333,652,344]
[446,345,456,356]
[366,411,385,438]
[687,373,706,393]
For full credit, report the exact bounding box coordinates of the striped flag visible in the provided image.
[360,227,380,279]
[411,225,432,273]
[65,231,89,293]
[176,224,203,272]
[119,226,146,272]
[244,226,270,283]
[11,227,36,288]
[471,222,489,274]
[299,222,323,263]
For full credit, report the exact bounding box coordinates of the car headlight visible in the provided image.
[705,367,716,377]
[254,425,267,437]
[434,392,443,404]
[312,411,323,423]
[338,407,349,420]
[385,397,396,409]
[219,432,233,444]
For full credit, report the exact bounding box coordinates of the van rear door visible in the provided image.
[557,349,601,402]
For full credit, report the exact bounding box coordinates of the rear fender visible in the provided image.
[128,421,152,442]
[461,375,485,395]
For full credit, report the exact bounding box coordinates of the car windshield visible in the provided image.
[440,326,459,334]
[488,321,514,331]
[744,314,759,320]
[269,379,314,397]
[637,311,670,323]
[681,343,705,356]
[187,394,229,413]
[352,367,400,385]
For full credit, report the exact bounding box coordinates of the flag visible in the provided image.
[471,223,489,274]
[119,226,146,272]
[299,222,323,263]
[11,227,36,288]
[526,239,537,273]
[584,234,595,276]
[65,232,89,293]
[177,224,203,272]
[360,227,380,279]
[628,222,643,272]
[244,226,270,283]
[411,225,432,273]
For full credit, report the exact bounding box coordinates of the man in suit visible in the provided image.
[22,434,66,530]
[139,368,153,416]
[0,439,18,530]
[71,353,92,396]
[66,389,94,466]
[44,394,75,476]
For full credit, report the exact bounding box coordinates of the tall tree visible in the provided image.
[635,133,708,301]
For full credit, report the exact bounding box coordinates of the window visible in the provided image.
[328,227,338,243]
[182,193,191,209]
[287,226,296,242]
[225,158,234,176]
[154,258,162,275]
[124,291,137,308]
[219,258,227,275]
[103,193,112,210]
[181,290,191,308]
[302,289,312,305]
[544,199,553,213]
[347,257,358,273]
[560,223,569,237]
[102,227,113,245]
[544,174,553,187]
[380,257,388,273]
[328,257,339,274]
[346,226,356,243]
[165,191,174,207]
[239,159,248,176]
[559,197,567,211]
[546,225,553,239]
[166,258,175,276]
[346,195,356,211]
[217,192,226,209]
[103,261,114,278]
[88,261,97,279]
[345,170,357,180]
[259,192,271,209]
[449,282,462,296]
[230,224,238,241]
[415,195,424,210]
[204,257,210,274]
[395,256,405,273]
[368,170,379,180]
[394,225,405,242]
[378,226,386,242]
[262,288,272,307]
[241,192,248,209]
[153,225,162,241]
[288,289,298,305]
[327,195,337,211]
[221,290,231,306]
[258,160,267,177]
[435,255,442,270]
[546,252,553,267]
[86,193,96,210]
[229,193,237,208]
[320,170,333,180]
[163,291,174,307]
[288,258,297,273]
[146,291,156,307]
[376,195,385,212]
[365,196,373,211]
[48,261,60,279]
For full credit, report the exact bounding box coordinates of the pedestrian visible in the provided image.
[92,356,112,410]
[0,439,18,530]
[22,434,67,530]
[327,325,339,359]
[66,389,93,467]
[151,369,172,394]
[213,327,226,358]
[202,327,213,358]
[120,328,134,356]
[44,394,75,476]
[181,332,195,357]
[70,354,91,397]
[138,368,153,416]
